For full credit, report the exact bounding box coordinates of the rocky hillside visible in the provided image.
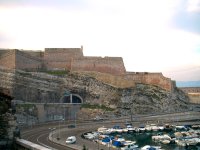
[0,67,191,115]
[119,84,189,115]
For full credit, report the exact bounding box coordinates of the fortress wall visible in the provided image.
[188,93,200,104]
[22,50,44,58]
[44,48,83,61]
[71,56,126,75]
[15,50,42,70]
[45,60,72,70]
[179,88,200,104]
[0,49,11,56]
[77,71,135,88]
[125,72,172,91]
[0,50,16,69]
[180,87,200,93]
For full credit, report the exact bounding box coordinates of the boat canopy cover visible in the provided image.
[112,141,123,147]
[102,138,110,142]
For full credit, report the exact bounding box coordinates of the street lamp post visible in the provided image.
[59,118,64,140]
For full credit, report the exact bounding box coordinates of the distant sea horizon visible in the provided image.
[176,80,200,87]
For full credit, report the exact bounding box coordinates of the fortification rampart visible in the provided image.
[71,56,126,75]
[15,50,42,70]
[44,48,83,61]
[44,48,83,70]
[76,71,135,88]
[0,49,12,55]
[0,47,174,91]
[23,50,43,58]
[45,60,72,70]
[125,72,173,91]
[0,50,16,69]
[180,87,200,93]
[180,87,200,104]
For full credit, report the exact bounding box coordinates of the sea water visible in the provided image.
[111,132,200,150]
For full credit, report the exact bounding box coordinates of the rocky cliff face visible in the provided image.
[119,84,189,115]
[0,68,191,115]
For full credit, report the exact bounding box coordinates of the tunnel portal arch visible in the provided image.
[61,93,83,104]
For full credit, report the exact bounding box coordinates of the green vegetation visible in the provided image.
[17,71,32,76]
[42,70,69,76]
[81,103,114,111]
[16,104,37,117]
[16,103,35,109]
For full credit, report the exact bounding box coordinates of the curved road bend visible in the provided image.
[21,122,117,150]
[21,111,200,150]
[22,126,77,150]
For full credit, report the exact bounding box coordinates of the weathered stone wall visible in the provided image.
[45,60,72,70]
[71,56,126,75]
[44,48,83,61]
[0,49,10,55]
[0,50,16,69]
[23,50,43,58]
[179,87,200,104]
[180,87,200,93]
[76,71,135,88]
[188,93,200,104]
[15,50,42,70]
[125,72,173,91]
[44,48,83,70]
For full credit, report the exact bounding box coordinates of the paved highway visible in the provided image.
[22,125,77,150]
[21,111,200,150]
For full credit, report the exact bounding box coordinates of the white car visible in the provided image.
[66,136,76,144]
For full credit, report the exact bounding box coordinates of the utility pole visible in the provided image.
[58,118,64,140]
[59,119,61,140]
[74,111,76,127]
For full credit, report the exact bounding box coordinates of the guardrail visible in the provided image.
[15,138,51,150]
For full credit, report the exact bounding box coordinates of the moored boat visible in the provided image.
[141,145,162,150]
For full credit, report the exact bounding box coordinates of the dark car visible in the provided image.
[68,124,76,128]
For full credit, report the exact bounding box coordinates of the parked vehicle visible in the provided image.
[66,136,76,144]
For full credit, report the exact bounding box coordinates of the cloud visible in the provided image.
[170,0,200,34]
[164,65,200,81]
[0,0,88,10]
[0,31,10,42]
[187,0,200,12]
[0,31,14,48]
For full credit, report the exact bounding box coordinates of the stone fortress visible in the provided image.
[0,46,174,91]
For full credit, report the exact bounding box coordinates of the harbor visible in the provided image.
[82,124,200,150]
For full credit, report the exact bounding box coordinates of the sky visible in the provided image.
[0,0,200,81]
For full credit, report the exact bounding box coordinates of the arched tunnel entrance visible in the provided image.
[61,94,83,104]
